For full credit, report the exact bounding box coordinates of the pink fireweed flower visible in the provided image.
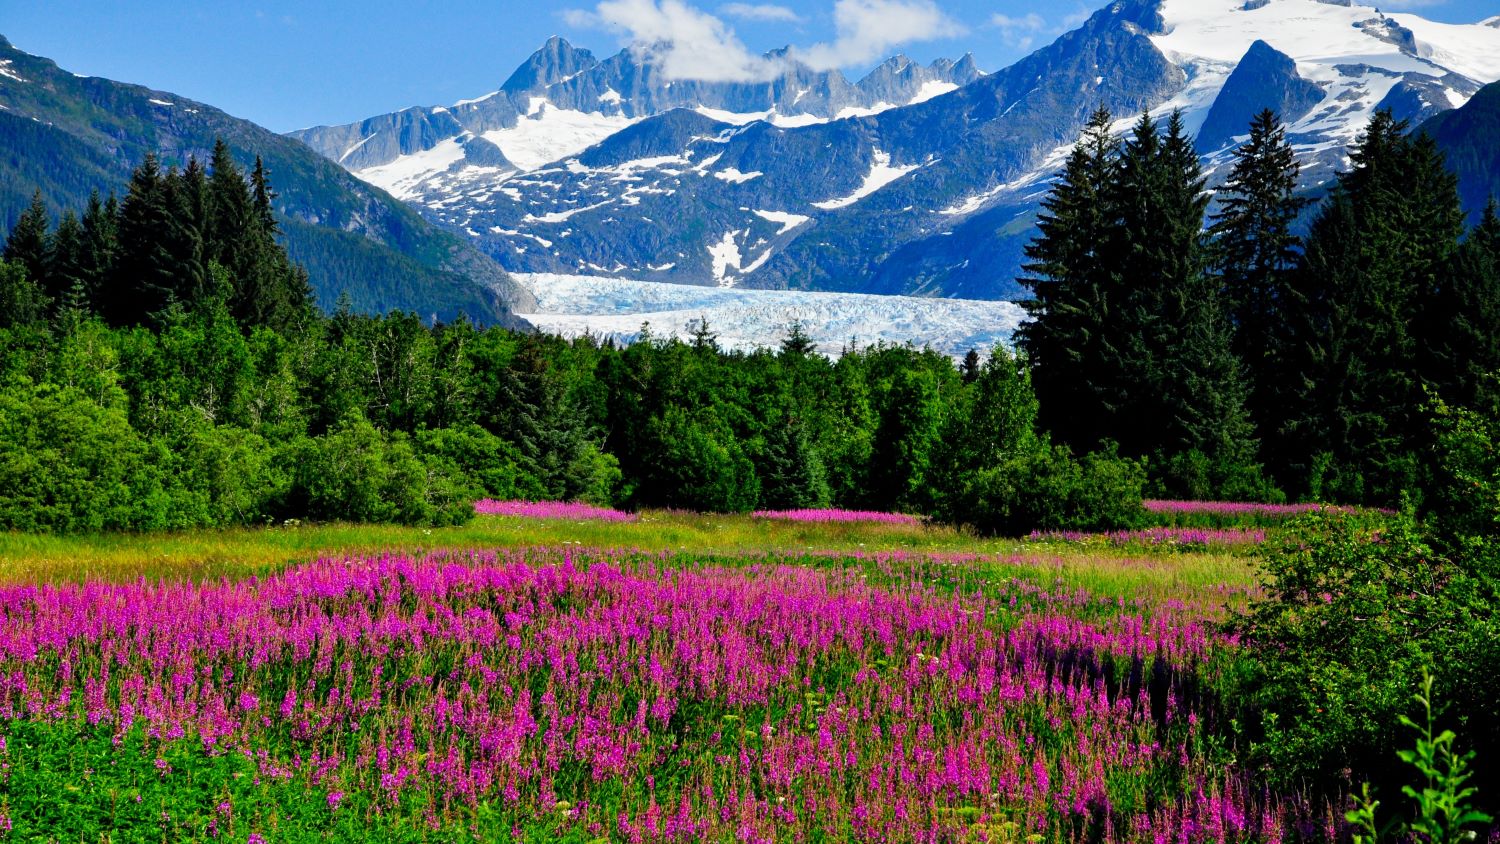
[751,509,923,525]
[473,500,637,522]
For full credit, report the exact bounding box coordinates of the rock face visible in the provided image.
[0,35,532,325]
[1196,40,1324,152]
[290,0,1500,302]
[1421,80,1500,224]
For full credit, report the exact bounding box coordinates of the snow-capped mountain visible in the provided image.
[293,0,1500,301]
[289,38,982,201]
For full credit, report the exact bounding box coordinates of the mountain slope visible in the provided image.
[1420,79,1500,223]
[293,0,1500,301]
[289,38,983,200]
[0,36,533,326]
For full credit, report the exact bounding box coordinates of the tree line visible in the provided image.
[0,142,1146,533]
[1020,107,1500,507]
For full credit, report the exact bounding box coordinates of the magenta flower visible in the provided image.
[473,500,637,521]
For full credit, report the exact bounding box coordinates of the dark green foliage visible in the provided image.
[0,259,48,328]
[954,443,1147,537]
[640,406,760,513]
[1275,112,1466,503]
[758,415,832,510]
[1425,204,1500,410]
[1019,106,1120,451]
[1234,511,1500,806]
[1021,109,1259,498]
[2,190,50,285]
[1209,109,1307,457]
[284,417,470,526]
[932,348,1145,536]
[1237,406,1500,806]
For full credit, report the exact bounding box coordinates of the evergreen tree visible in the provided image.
[232,155,313,332]
[1280,111,1465,502]
[109,153,178,324]
[173,156,213,306]
[47,210,89,318]
[959,348,982,384]
[759,415,831,510]
[1209,110,1308,436]
[781,319,817,356]
[689,315,718,353]
[1017,106,1120,450]
[78,192,119,309]
[4,191,51,289]
[1426,201,1500,409]
[208,139,253,270]
[1208,113,1300,488]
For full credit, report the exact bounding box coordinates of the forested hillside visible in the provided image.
[0,35,531,326]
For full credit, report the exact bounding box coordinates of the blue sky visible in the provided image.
[3,0,1495,132]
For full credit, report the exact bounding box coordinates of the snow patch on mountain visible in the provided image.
[355,138,470,200]
[512,274,1024,358]
[1389,14,1500,81]
[0,60,25,83]
[752,209,811,234]
[714,167,763,184]
[813,150,920,210]
[909,80,959,104]
[708,232,744,286]
[479,104,637,172]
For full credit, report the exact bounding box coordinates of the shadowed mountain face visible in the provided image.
[0,36,533,326]
[292,0,1500,301]
[1421,80,1500,224]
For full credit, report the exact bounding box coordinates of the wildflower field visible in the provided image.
[0,507,1344,842]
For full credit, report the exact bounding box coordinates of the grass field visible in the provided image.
[0,511,1289,842]
[0,513,1262,593]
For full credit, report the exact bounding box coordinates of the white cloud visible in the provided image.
[565,0,967,81]
[567,0,785,81]
[721,2,803,21]
[795,0,966,70]
[990,12,1045,50]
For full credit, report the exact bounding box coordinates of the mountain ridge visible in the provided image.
[288,0,1500,301]
[0,35,533,326]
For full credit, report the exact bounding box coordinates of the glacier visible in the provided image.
[512,274,1024,359]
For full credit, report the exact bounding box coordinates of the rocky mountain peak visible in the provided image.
[501,35,599,94]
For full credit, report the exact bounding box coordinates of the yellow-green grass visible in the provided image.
[0,512,1266,599]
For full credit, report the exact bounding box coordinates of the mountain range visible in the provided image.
[291,0,1500,301]
[3,0,1499,323]
[0,36,532,326]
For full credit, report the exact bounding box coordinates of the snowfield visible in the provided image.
[512,274,1024,358]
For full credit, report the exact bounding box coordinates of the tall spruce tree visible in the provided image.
[1280,110,1465,502]
[79,192,119,309]
[1017,106,1120,450]
[1426,200,1500,409]
[4,191,51,290]
[1209,110,1307,440]
[47,210,89,318]
[174,156,213,306]
[108,153,177,324]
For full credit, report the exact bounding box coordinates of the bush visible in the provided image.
[0,383,145,532]
[1233,513,1500,803]
[637,407,759,513]
[951,442,1146,537]
[283,417,475,526]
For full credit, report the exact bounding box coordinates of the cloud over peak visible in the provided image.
[564,0,965,81]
